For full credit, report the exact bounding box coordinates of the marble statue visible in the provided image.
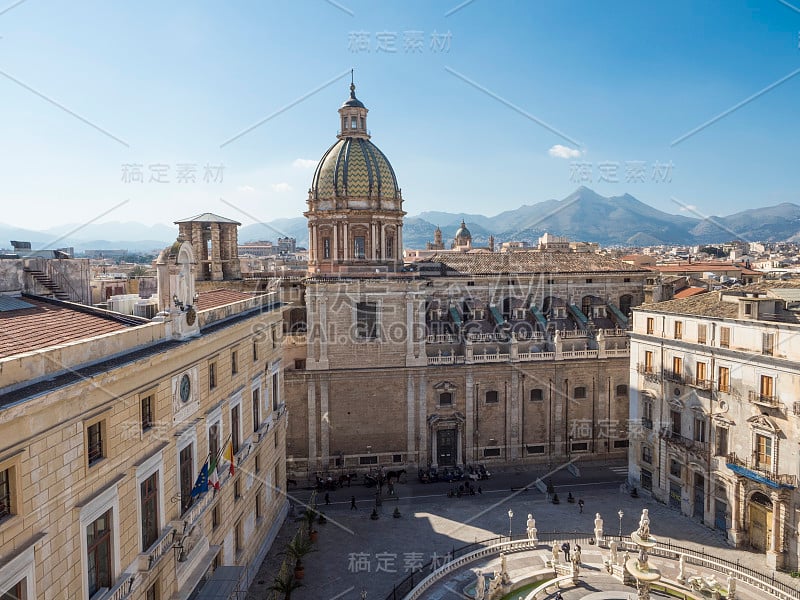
[727,573,736,599]
[571,552,581,577]
[609,539,618,563]
[474,571,485,600]
[677,555,686,583]
[637,508,650,540]
[552,543,560,564]
[526,514,536,537]
[594,512,603,534]
[574,545,582,565]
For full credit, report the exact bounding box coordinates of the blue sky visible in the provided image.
[1,0,798,230]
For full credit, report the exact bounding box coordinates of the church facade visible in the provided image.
[282,83,650,479]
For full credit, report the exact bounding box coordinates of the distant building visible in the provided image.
[175,213,242,281]
[276,237,296,254]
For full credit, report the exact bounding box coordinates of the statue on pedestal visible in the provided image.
[594,512,604,545]
[526,513,538,544]
[552,543,560,565]
[677,555,686,583]
[637,508,651,540]
[474,571,485,600]
[609,539,618,564]
[727,573,736,600]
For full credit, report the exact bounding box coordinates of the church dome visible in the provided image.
[455,220,472,240]
[311,137,399,200]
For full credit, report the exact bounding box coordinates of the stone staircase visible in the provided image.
[24,268,72,301]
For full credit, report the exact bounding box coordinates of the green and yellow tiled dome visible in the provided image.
[311,137,400,201]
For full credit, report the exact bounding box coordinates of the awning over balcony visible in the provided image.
[448,306,462,327]
[725,461,797,490]
[194,566,245,599]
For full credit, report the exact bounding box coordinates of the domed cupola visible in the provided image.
[453,220,472,249]
[305,76,406,275]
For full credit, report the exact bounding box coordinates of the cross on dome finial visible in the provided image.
[350,69,356,97]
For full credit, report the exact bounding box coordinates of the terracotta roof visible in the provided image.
[651,262,753,274]
[195,289,256,311]
[421,252,646,275]
[673,287,708,299]
[0,297,132,359]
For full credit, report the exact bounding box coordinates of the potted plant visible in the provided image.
[270,565,303,600]
[283,535,315,580]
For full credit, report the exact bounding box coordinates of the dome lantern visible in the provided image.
[338,72,369,139]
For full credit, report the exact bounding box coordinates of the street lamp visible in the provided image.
[508,509,514,539]
[618,509,624,538]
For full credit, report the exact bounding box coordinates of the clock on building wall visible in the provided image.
[180,373,191,403]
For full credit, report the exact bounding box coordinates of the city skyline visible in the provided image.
[1,1,799,229]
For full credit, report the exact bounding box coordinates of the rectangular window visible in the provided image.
[255,454,261,473]
[323,237,331,259]
[1,582,23,600]
[616,384,628,396]
[146,583,158,600]
[271,326,277,349]
[234,479,241,501]
[670,410,681,436]
[641,446,652,464]
[208,424,220,469]
[354,236,366,259]
[759,375,774,402]
[697,324,707,344]
[715,427,728,456]
[356,302,378,339]
[483,448,501,457]
[179,445,193,514]
[272,372,280,410]
[574,386,587,400]
[530,388,544,402]
[646,317,654,335]
[235,519,243,553]
[485,390,499,403]
[141,394,154,431]
[212,504,220,529]
[526,445,545,454]
[392,454,402,463]
[756,434,772,470]
[762,333,774,356]
[231,405,241,455]
[231,350,238,375]
[359,455,378,465]
[640,468,653,491]
[256,489,263,520]
[87,509,112,596]
[209,362,217,389]
[718,366,730,393]
[693,417,706,443]
[252,388,260,432]
[613,439,630,449]
[439,392,453,406]
[720,327,730,348]
[669,459,681,478]
[674,320,683,339]
[0,468,12,521]
[671,356,683,381]
[87,421,104,466]
[386,236,394,259]
[252,339,259,362]
[141,472,159,551]
[644,350,653,373]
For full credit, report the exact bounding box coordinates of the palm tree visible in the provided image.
[283,535,315,579]
[269,567,303,600]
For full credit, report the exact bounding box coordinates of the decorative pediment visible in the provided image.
[685,397,705,412]
[712,413,736,427]
[668,397,684,410]
[434,381,457,393]
[747,414,781,434]
[428,412,466,425]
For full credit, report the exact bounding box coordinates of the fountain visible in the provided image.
[625,508,661,600]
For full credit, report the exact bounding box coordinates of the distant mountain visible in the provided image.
[3,188,799,252]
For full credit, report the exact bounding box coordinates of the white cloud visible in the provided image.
[548,144,583,159]
[237,185,256,193]
[271,182,292,192]
[292,158,317,169]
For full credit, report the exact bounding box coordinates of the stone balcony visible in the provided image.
[725,453,797,489]
[659,428,710,462]
[748,390,782,408]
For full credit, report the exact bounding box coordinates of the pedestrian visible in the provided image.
[478,486,482,494]
[578,498,584,513]
[561,541,571,562]
[350,495,357,510]
[325,492,331,505]
[554,592,563,600]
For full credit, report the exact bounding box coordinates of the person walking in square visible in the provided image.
[350,495,357,510]
[325,492,331,505]
[561,541,571,562]
[578,498,584,513]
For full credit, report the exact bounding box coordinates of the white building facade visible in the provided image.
[628,287,800,571]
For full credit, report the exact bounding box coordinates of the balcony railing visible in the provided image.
[663,370,685,384]
[659,428,710,461]
[636,363,660,383]
[138,526,175,571]
[517,351,556,362]
[426,334,459,344]
[466,332,508,342]
[748,390,781,407]
[726,453,797,489]
[689,377,713,391]
[473,352,510,363]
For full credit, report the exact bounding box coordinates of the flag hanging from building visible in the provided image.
[222,440,235,475]
[209,456,220,491]
[191,460,209,497]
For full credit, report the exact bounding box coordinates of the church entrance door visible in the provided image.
[437,429,456,466]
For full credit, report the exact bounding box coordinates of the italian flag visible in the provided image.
[209,457,220,491]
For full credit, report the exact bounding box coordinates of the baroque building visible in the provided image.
[283,83,650,478]
[628,285,800,570]
[0,238,287,599]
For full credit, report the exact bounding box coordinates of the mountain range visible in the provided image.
[2,187,799,253]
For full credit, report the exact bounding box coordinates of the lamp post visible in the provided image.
[618,509,624,538]
[508,509,514,539]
